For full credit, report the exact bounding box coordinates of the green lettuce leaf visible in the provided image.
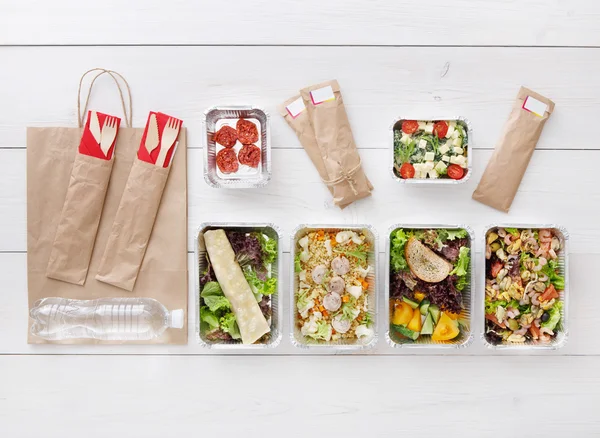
[219,312,241,339]
[200,281,223,297]
[294,253,302,273]
[541,301,563,331]
[244,268,277,300]
[485,299,507,315]
[445,229,468,241]
[450,247,470,277]
[504,228,519,236]
[255,232,277,266]
[334,245,368,263]
[203,295,231,313]
[541,259,565,290]
[200,306,220,329]
[390,229,409,272]
[456,275,468,291]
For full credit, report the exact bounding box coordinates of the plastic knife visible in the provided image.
[89,110,102,145]
[145,113,160,160]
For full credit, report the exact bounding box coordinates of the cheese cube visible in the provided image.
[435,161,447,173]
[424,161,434,171]
[428,169,439,179]
[448,121,456,129]
[439,144,450,155]
[445,125,455,139]
[452,137,463,147]
[424,152,435,161]
[418,139,427,149]
[417,121,427,131]
[400,134,412,145]
[453,147,464,154]
[442,155,450,162]
[452,129,460,139]
[450,155,467,167]
[424,123,434,134]
[449,155,460,165]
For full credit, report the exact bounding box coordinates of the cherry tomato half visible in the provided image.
[447,164,464,180]
[433,121,448,139]
[401,120,419,134]
[399,162,415,179]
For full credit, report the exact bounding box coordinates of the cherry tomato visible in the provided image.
[491,260,503,278]
[447,164,464,180]
[401,120,419,134]
[540,284,559,302]
[399,162,415,179]
[433,121,448,139]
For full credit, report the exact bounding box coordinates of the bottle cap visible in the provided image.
[170,309,185,329]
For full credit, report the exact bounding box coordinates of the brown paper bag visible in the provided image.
[46,153,114,285]
[473,86,555,212]
[299,80,373,207]
[96,158,172,291]
[27,69,188,344]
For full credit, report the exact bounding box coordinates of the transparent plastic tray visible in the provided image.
[195,222,282,349]
[390,117,472,185]
[203,106,271,188]
[385,224,475,348]
[482,224,569,350]
[290,224,378,350]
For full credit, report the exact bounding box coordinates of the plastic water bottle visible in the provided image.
[30,297,184,341]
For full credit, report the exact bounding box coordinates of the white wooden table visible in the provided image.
[2,1,600,435]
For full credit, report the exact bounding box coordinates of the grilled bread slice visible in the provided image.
[405,237,453,283]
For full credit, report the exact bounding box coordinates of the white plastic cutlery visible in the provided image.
[145,113,160,157]
[156,118,181,167]
[100,117,118,158]
[89,111,102,145]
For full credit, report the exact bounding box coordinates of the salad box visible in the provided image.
[390,117,472,184]
[195,222,282,348]
[290,224,378,350]
[482,225,569,350]
[385,224,475,348]
[203,106,271,188]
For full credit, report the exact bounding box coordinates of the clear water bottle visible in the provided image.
[30,297,184,341]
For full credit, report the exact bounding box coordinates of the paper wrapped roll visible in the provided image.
[204,229,270,344]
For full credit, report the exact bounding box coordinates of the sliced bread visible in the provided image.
[405,237,453,283]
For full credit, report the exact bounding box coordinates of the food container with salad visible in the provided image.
[290,225,378,349]
[391,118,471,183]
[386,225,474,347]
[203,106,271,188]
[195,223,281,348]
[483,226,568,349]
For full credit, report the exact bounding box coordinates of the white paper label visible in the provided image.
[286,97,306,118]
[522,96,547,117]
[310,86,335,105]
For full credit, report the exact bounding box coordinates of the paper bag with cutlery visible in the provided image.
[27,69,188,344]
[96,112,182,291]
[45,110,121,285]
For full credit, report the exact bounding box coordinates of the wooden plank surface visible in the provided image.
[0,355,598,438]
[2,0,600,47]
[1,46,599,150]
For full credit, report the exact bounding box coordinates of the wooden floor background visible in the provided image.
[1,1,599,436]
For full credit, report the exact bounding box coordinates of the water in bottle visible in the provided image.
[30,297,184,341]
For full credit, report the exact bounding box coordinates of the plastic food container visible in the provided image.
[385,224,475,348]
[389,117,472,184]
[203,106,271,188]
[195,222,282,348]
[482,224,569,350]
[290,224,378,350]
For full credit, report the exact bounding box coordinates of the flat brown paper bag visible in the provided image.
[299,80,373,207]
[473,86,555,212]
[26,69,188,344]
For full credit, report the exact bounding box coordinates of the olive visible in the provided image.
[541,311,550,323]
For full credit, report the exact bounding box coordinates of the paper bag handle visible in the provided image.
[77,68,133,128]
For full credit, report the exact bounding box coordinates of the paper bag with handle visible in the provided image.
[298,80,373,208]
[472,86,555,212]
[27,68,188,344]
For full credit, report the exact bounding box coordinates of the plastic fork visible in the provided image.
[100,117,118,158]
[156,118,181,167]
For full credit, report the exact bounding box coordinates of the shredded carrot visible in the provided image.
[322,310,329,318]
[319,305,325,312]
[361,280,369,290]
[330,237,337,247]
[342,295,349,303]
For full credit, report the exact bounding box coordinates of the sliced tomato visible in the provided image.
[485,313,506,329]
[540,284,559,302]
[530,323,540,340]
[491,260,504,278]
[399,162,415,179]
[401,120,419,134]
[433,121,448,138]
[447,164,464,180]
